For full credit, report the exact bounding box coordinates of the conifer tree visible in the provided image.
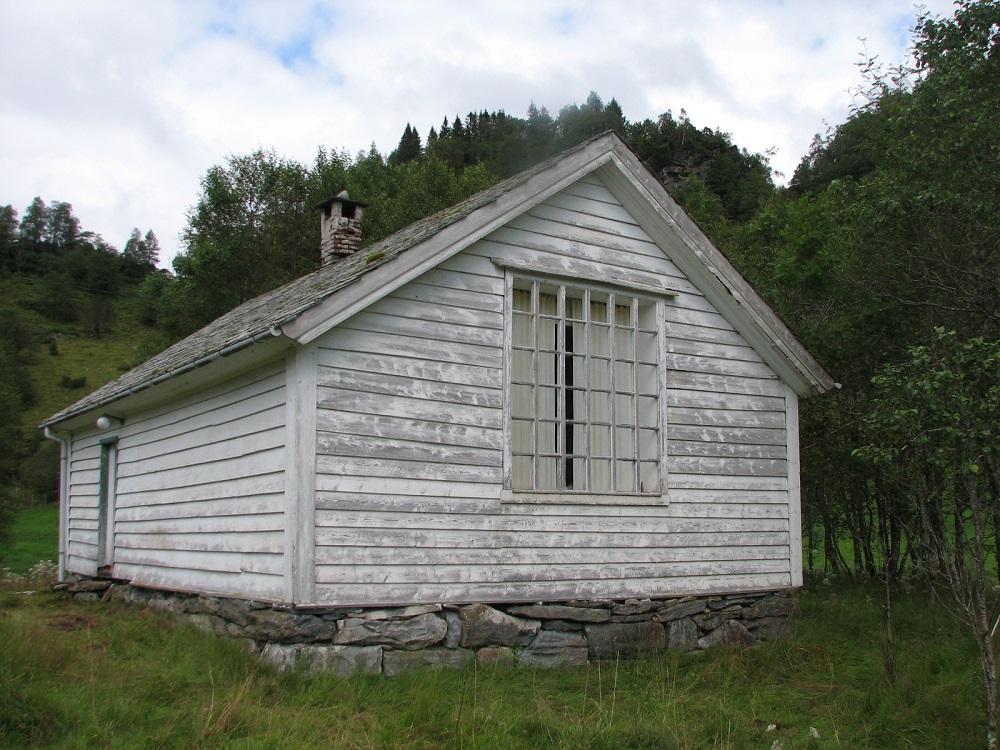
[47,201,80,247]
[19,197,49,245]
[143,230,160,268]
[390,123,422,164]
[0,205,18,272]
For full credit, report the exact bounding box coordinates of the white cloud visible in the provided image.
[0,0,955,265]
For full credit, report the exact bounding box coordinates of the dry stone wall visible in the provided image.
[64,579,797,676]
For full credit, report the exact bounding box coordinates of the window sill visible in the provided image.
[500,490,668,506]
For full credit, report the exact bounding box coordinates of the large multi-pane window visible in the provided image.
[508,277,662,495]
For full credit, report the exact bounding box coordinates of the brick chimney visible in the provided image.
[317,190,367,266]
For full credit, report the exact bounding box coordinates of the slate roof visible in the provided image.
[41,134,608,427]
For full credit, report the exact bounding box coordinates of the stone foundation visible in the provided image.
[63,579,797,676]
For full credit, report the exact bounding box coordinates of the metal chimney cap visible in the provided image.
[315,192,369,212]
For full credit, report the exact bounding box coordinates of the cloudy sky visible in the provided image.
[1,1,954,266]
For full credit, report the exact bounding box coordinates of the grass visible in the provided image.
[3,505,58,574]
[0,582,986,749]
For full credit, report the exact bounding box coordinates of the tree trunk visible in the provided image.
[883,559,897,685]
[976,616,999,750]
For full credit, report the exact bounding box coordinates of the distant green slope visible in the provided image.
[0,275,169,438]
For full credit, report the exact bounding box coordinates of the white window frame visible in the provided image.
[500,268,670,505]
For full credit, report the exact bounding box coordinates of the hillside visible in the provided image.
[0,272,172,521]
[0,275,165,440]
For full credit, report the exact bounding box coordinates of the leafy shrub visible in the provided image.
[59,375,86,389]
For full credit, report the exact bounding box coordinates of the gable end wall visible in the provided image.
[310,174,793,606]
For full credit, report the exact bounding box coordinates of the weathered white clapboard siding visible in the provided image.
[312,174,793,606]
[64,366,288,598]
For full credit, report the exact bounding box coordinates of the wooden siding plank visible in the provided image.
[115,514,285,534]
[319,329,501,368]
[667,407,786,429]
[413,268,505,296]
[318,350,502,389]
[314,509,787,534]
[316,559,790,585]
[666,338,766,364]
[667,424,787,446]
[341,311,503,348]
[318,368,501,409]
[390,281,504,312]
[318,388,501,429]
[667,371,786,397]
[668,473,788,491]
[668,440,787,460]
[115,494,285,522]
[317,410,501,451]
[666,354,778,379]
[113,564,284,599]
[114,548,284,576]
[312,573,793,606]
[316,545,788,567]
[667,456,788,477]
[316,493,786,518]
[315,455,502,483]
[315,475,501,499]
[114,473,284,506]
[662,304,736,332]
[369,295,503,329]
[666,389,786,412]
[116,530,283,554]
[559,180,623,205]
[317,433,501,467]
[316,527,787,550]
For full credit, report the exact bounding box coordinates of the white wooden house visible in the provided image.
[43,132,835,611]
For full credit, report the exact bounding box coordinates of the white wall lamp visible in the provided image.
[95,415,122,430]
